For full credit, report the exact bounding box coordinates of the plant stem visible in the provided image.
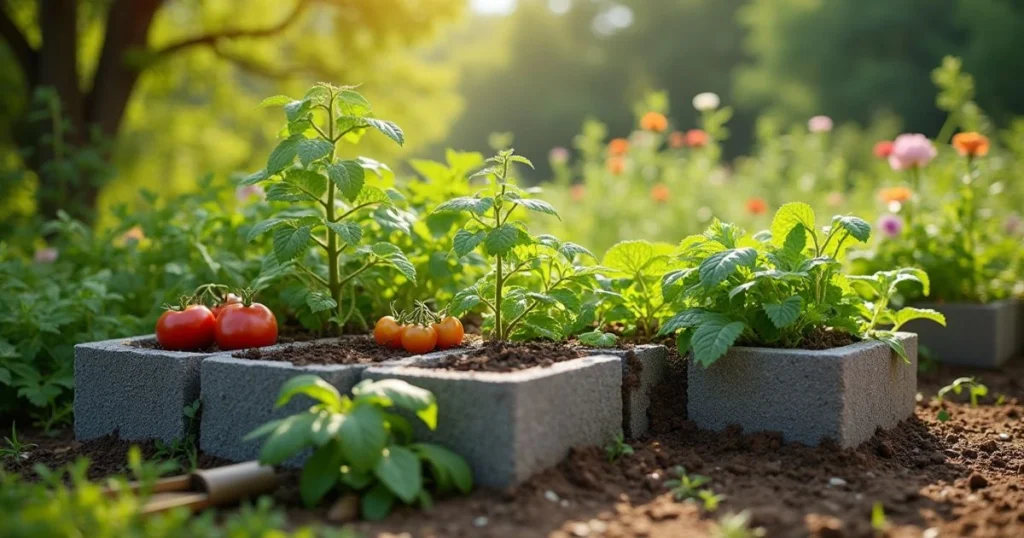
[324,90,342,328]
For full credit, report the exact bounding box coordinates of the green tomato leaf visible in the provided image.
[449,289,482,316]
[267,136,300,174]
[246,219,286,242]
[327,160,366,202]
[763,296,803,328]
[373,445,422,503]
[326,221,362,246]
[370,243,417,282]
[484,224,528,256]
[691,316,746,368]
[335,89,371,116]
[296,138,334,166]
[658,308,709,336]
[698,248,757,286]
[602,240,676,276]
[258,95,293,108]
[831,215,871,243]
[770,202,816,247]
[890,307,946,331]
[272,226,312,263]
[515,198,560,219]
[871,331,909,364]
[578,330,618,348]
[433,196,493,215]
[238,169,269,185]
[452,229,486,258]
[365,118,405,146]
[284,169,328,198]
[306,291,338,314]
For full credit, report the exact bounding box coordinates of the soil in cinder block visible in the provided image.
[740,327,859,350]
[233,335,412,366]
[429,340,583,372]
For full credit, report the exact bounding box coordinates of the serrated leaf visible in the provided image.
[258,95,293,108]
[831,215,871,243]
[365,118,404,146]
[306,291,338,314]
[296,137,334,166]
[871,331,909,363]
[266,182,316,202]
[578,331,618,348]
[326,221,362,245]
[602,240,676,276]
[433,197,493,215]
[549,288,581,311]
[484,224,526,256]
[273,226,312,262]
[890,307,946,331]
[247,219,286,242]
[449,289,481,316]
[353,185,393,207]
[335,89,371,116]
[698,248,757,286]
[658,308,709,336]
[238,169,269,186]
[267,136,300,174]
[284,169,328,198]
[371,243,416,282]
[327,160,365,201]
[559,242,594,261]
[515,198,560,219]
[452,229,485,258]
[284,99,311,122]
[763,296,803,328]
[691,317,746,368]
[771,202,816,247]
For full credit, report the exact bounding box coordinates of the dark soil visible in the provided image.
[428,340,583,372]
[130,337,223,354]
[233,335,413,366]
[8,354,1024,537]
[740,327,860,351]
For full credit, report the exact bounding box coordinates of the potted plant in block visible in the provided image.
[659,203,945,447]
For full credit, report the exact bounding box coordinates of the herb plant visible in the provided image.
[604,433,635,462]
[0,423,37,462]
[663,466,722,510]
[937,377,988,407]
[599,240,680,339]
[246,376,472,519]
[242,83,416,330]
[437,150,612,342]
[659,203,946,367]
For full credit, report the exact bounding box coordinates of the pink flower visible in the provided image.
[888,134,937,171]
[549,146,570,165]
[808,115,833,133]
[877,214,904,238]
[1006,214,1022,235]
[33,247,58,264]
[236,184,266,202]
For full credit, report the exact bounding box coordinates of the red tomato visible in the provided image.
[433,316,464,350]
[215,303,278,350]
[401,325,438,354]
[210,293,242,318]
[156,305,217,351]
[374,316,406,349]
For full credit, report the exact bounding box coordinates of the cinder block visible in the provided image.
[363,355,623,488]
[199,338,458,463]
[687,333,917,448]
[74,335,215,443]
[904,300,1019,368]
[581,345,669,439]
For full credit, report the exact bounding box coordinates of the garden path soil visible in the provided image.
[7,356,1024,537]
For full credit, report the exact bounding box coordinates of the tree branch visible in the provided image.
[209,43,304,79]
[0,1,37,85]
[153,0,311,57]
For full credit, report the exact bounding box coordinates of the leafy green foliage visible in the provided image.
[604,433,634,462]
[437,150,613,342]
[659,204,945,367]
[246,376,472,519]
[245,84,414,331]
[663,466,723,511]
[937,376,988,408]
[0,423,37,463]
[599,240,679,339]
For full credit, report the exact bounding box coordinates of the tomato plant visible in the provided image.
[242,83,416,332]
[214,290,279,350]
[155,300,217,351]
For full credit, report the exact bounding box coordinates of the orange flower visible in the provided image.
[872,140,894,159]
[745,197,768,215]
[685,129,709,148]
[607,138,630,156]
[650,184,670,203]
[606,156,626,175]
[879,186,912,204]
[952,132,990,158]
[640,112,668,133]
[570,184,586,202]
[121,225,145,244]
[669,131,686,148]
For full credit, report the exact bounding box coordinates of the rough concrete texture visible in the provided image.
[687,333,917,448]
[904,300,1020,368]
[581,345,670,439]
[199,339,461,463]
[363,355,623,488]
[74,335,214,443]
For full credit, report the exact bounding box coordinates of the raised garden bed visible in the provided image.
[579,344,670,439]
[74,335,224,443]
[687,332,918,448]
[363,342,624,488]
[903,299,1021,368]
[199,335,472,463]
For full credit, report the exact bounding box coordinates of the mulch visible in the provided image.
[5,353,1024,537]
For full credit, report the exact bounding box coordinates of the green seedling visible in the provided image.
[0,423,38,462]
[713,510,767,538]
[604,433,634,462]
[937,376,988,407]
[664,465,722,511]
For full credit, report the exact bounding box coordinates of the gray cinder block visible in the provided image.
[199,338,457,463]
[581,345,669,439]
[904,300,1020,368]
[74,335,215,443]
[687,333,917,448]
[363,355,623,488]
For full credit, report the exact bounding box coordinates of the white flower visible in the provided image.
[692,92,720,112]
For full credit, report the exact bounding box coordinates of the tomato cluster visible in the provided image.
[374,303,464,354]
[155,286,277,351]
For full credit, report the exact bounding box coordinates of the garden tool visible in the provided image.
[105,461,279,515]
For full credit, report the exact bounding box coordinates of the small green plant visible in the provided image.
[438,149,614,342]
[871,501,889,534]
[937,376,988,407]
[153,399,201,471]
[243,83,415,330]
[604,433,634,462]
[246,375,472,519]
[663,465,722,510]
[599,240,680,339]
[659,203,945,367]
[713,510,767,538]
[0,423,37,462]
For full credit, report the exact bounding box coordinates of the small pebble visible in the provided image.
[828,477,848,488]
[999,432,1011,441]
[473,516,489,528]
[923,528,940,538]
[561,499,571,508]
[570,522,591,537]
[545,490,560,502]
[588,519,608,533]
